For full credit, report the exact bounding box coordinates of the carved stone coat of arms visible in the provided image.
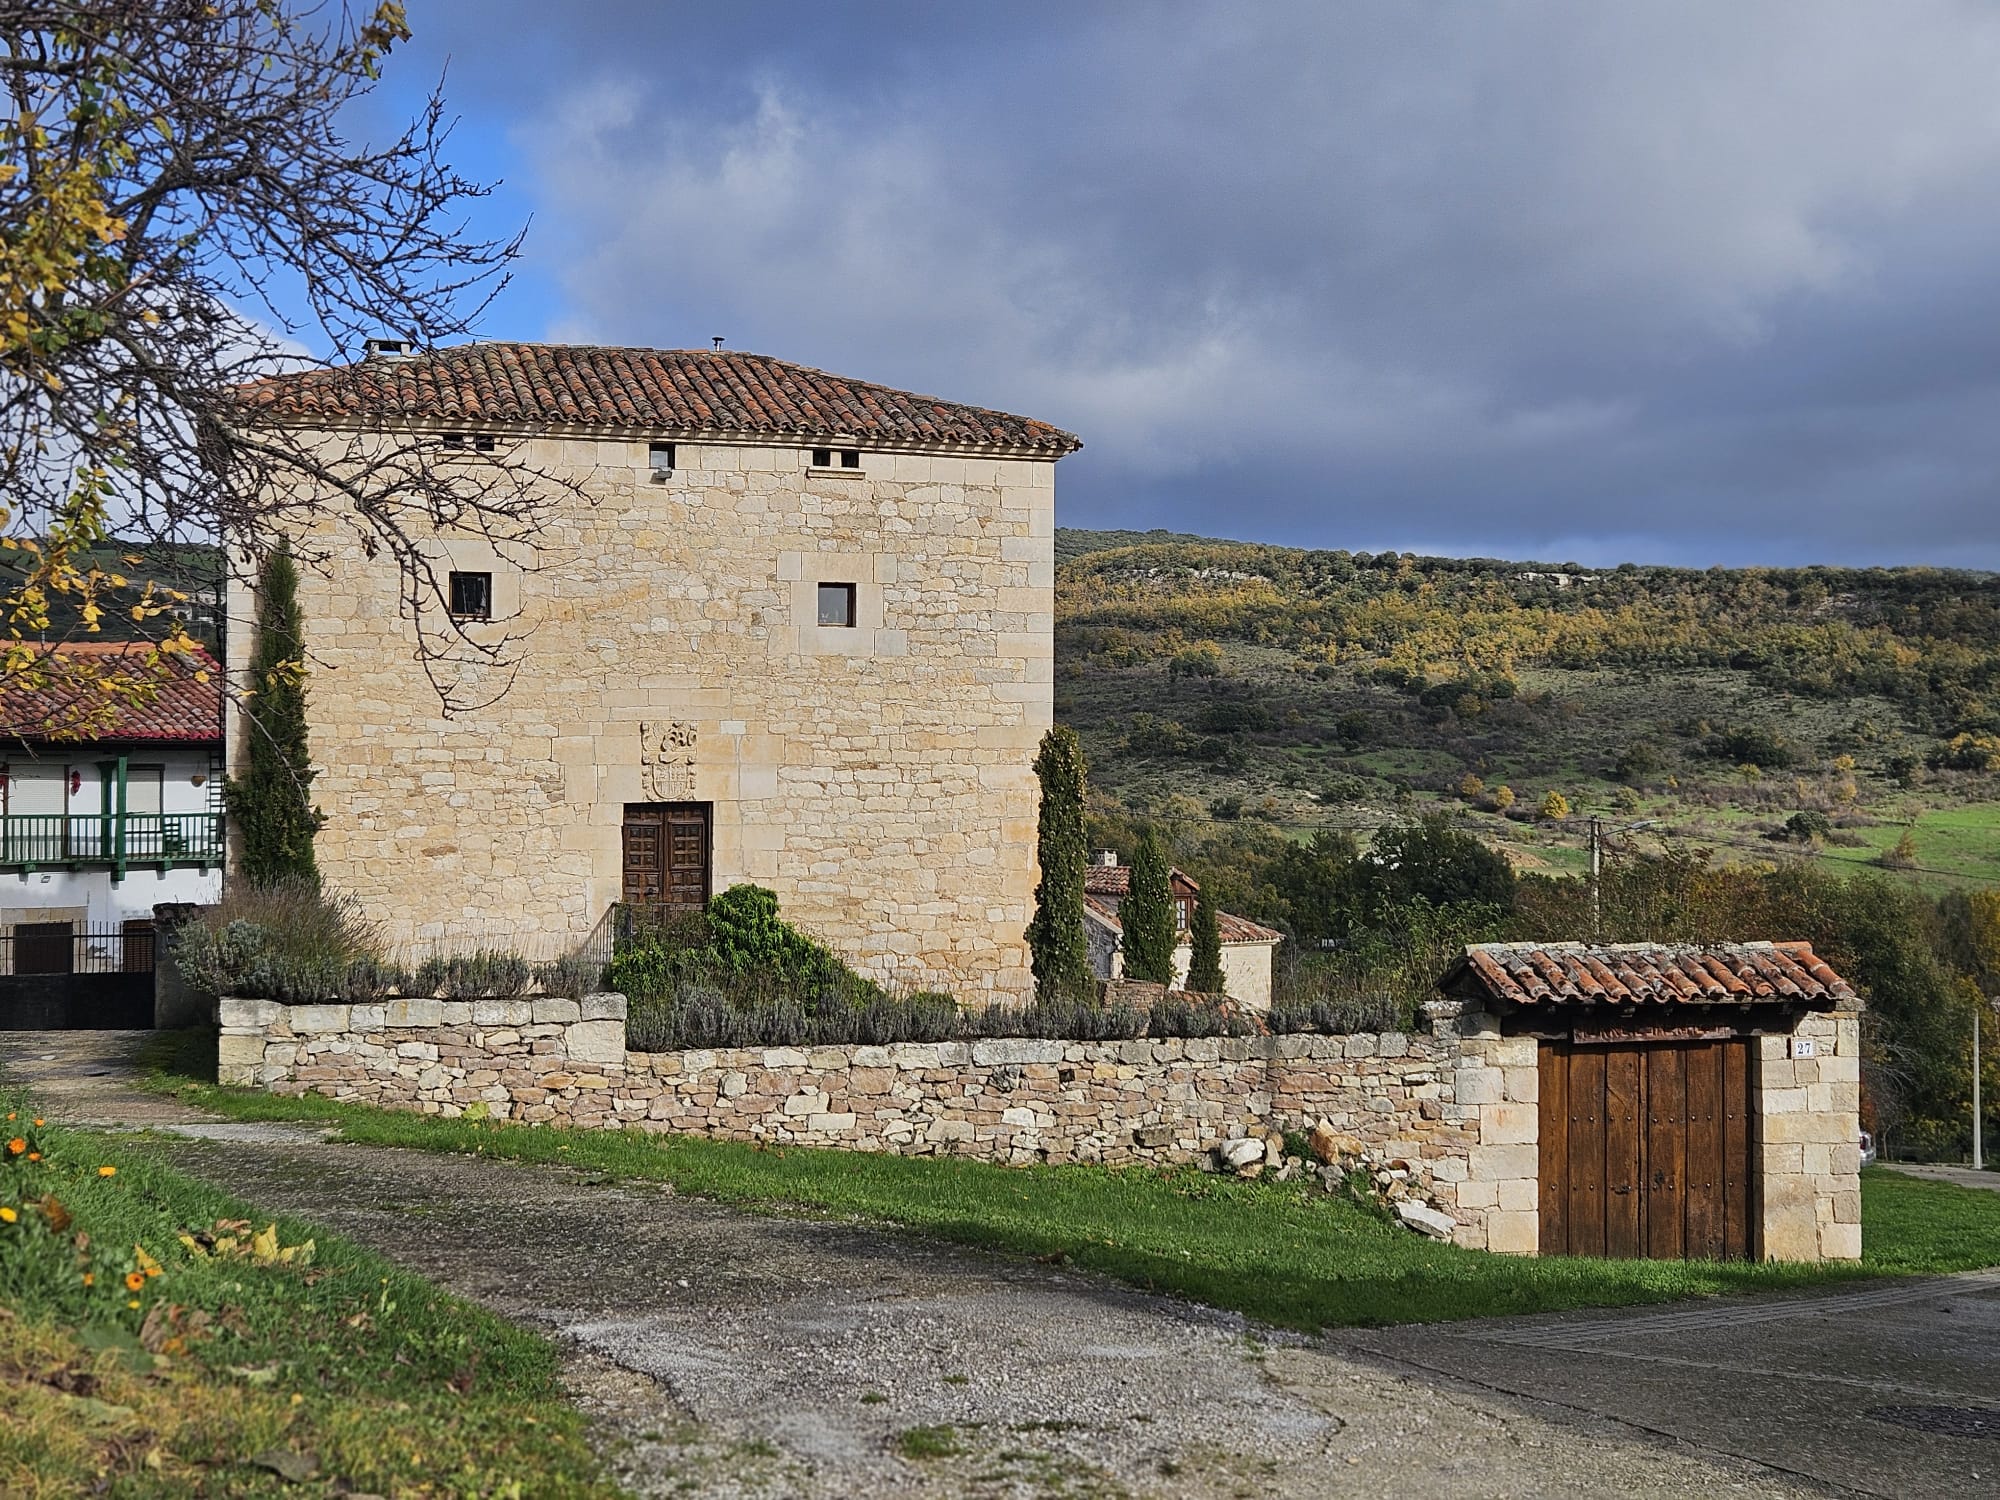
[641,721,697,799]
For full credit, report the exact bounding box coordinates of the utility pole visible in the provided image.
[1589,817,1602,941]
[1968,1012,1984,1176]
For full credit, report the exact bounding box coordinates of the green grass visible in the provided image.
[1813,801,2000,884]
[0,1095,614,1496]
[141,1040,2000,1333]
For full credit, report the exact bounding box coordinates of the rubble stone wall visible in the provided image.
[218,993,1532,1252]
[217,992,1860,1261]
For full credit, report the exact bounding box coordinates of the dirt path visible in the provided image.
[0,1030,1872,1497]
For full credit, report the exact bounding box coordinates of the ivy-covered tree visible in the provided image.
[1121,829,1178,985]
[1025,726,1092,1001]
[1187,886,1224,994]
[225,547,322,884]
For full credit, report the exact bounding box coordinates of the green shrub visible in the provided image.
[1147,991,1254,1038]
[170,881,385,1003]
[534,954,605,1001]
[1267,993,1403,1035]
[704,884,847,987]
[411,949,533,1000]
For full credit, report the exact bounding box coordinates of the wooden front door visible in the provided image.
[1538,1036,1754,1260]
[622,803,712,909]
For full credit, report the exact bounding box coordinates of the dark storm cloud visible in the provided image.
[405,1,2000,567]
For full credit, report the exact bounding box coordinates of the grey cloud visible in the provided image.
[411,0,2000,566]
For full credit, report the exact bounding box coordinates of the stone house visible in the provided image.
[1080,850,1282,1007]
[230,343,1079,1002]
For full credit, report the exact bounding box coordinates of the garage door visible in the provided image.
[1538,1036,1754,1260]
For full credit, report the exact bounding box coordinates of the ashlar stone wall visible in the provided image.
[230,435,1057,1002]
[1756,1008,1864,1262]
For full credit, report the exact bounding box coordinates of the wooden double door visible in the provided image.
[1538,1036,1755,1260]
[621,803,712,909]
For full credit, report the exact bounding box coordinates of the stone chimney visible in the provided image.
[1093,850,1119,867]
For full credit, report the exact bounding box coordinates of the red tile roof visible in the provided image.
[1084,862,1199,897]
[234,344,1082,455]
[0,642,223,744]
[1082,890,1280,946]
[1441,941,1856,1010]
[1216,911,1284,945]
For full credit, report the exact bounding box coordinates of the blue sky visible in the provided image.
[344,2,2000,570]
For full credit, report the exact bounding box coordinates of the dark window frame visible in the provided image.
[448,570,494,621]
[816,581,858,628]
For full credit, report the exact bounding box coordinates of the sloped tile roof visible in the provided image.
[1216,912,1284,945]
[0,642,222,744]
[1083,889,1279,947]
[1441,941,1855,1010]
[234,344,1082,454]
[1084,863,1199,897]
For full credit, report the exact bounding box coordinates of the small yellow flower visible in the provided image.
[127,1299,140,1310]
[0,1206,16,1223]
[82,1272,94,1286]
[97,1165,116,1177]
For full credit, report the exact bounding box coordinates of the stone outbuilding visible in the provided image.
[1438,940,1863,1262]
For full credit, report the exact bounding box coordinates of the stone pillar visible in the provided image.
[1755,1007,1863,1262]
[1446,1004,1541,1255]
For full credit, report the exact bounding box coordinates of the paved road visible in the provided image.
[7,1031,1999,1498]
[1883,1162,2000,1194]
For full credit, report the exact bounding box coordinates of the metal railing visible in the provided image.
[0,812,224,869]
[0,921,155,977]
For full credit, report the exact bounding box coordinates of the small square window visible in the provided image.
[448,571,493,620]
[649,441,676,473]
[816,582,857,628]
[840,448,861,468]
[811,447,833,468]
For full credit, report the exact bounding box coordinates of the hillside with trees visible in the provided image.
[1055,529,2000,889]
[1055,529,2000,1159]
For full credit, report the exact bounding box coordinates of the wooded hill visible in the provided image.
[1053,529,2000,890]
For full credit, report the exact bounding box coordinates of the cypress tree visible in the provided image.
[1025,726,1092,1001]
[1187,886,1225,994]
[1121,828,1178,985]
[225,546,323,885]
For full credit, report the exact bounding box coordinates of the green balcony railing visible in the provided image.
[0,812,224,871]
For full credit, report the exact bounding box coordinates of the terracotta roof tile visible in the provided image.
[1441,941,1856,1010]
[0,642,222,744]
[1082,890,1278,947]
[1215,912,1283,945]
[235,344,1082,455]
